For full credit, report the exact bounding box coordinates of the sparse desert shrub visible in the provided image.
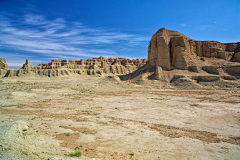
[68,151,81,157]
[68,152,75,157]
[75,151,81,157]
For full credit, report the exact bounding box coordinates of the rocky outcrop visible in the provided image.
[202,66,219,75]
[35,57,148,69]
[225,66,240,76]
[154,66,165,80]
[148,28,240,70]
[232,52,240,62]
[0,58,10,70]
[148,28,191,70]
[231,44,240,62]
[22,59,34,70]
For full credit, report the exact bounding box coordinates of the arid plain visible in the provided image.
[0,75,240,160]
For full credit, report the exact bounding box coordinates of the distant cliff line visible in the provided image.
[35,57,148,69]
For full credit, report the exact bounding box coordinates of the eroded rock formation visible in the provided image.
[120,28,240,89]
[35,57,147,69]
[22,59,34,70]
[35,59,81,69]
[1,63,137,78]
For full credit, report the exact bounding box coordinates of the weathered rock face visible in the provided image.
[192,41,226,59]
[0,58,10,70]
[148,28,191,70]
[148,28,240,70]
[171,36,190,70]
[225,66,240,76]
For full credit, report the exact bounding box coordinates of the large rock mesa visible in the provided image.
[148,28,240,70]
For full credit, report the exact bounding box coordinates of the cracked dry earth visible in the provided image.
[0,76,240,160]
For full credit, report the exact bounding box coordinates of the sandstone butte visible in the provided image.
[0,28,240,84]
[120,28,240,83]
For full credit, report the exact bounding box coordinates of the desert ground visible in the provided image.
[0,75,240,160]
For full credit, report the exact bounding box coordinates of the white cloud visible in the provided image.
[0,13,149,60]
[7,62,24,67]
[199,26,206,30]
[180,23,186,27]
[24,14,46,25]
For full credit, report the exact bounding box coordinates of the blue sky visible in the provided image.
[0,0,239,69]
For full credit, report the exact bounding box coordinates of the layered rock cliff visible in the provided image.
[35,57,147,69]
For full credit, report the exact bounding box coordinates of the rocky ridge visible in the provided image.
[35,57,147,69]
[0,59,138,78]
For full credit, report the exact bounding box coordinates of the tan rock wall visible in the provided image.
[148,28,171,70]
[171,37,190,70]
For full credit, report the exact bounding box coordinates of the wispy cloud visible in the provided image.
[199,26,207,30]
[0,13,149,62]
[180,23,186,27]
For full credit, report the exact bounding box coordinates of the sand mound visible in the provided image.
[107,75,121,82]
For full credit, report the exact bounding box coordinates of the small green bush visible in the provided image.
[68,151,81,157]
[68,152,75,157]
[75,151,81,157]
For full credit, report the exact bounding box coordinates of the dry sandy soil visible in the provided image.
[0,75,240,160]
